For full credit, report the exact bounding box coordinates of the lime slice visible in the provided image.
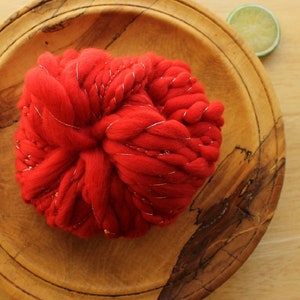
[227,4,280,57]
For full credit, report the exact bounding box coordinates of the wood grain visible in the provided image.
[0,0,287,299]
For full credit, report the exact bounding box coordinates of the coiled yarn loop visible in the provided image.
[15,49,224,238]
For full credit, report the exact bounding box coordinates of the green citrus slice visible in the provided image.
[227,4,281,57]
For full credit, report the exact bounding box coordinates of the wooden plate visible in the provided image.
[0,0,285,299]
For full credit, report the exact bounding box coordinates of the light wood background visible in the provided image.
[0,1,299,299]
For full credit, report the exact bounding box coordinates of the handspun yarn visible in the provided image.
[15,48,224,238]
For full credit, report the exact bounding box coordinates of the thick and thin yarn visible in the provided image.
[15,48,224,238]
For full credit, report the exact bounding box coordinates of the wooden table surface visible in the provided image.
[0,1,299,299]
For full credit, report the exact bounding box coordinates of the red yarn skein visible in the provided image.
[15,49,224,238]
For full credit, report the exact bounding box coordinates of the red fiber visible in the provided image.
[15,49,224,239]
